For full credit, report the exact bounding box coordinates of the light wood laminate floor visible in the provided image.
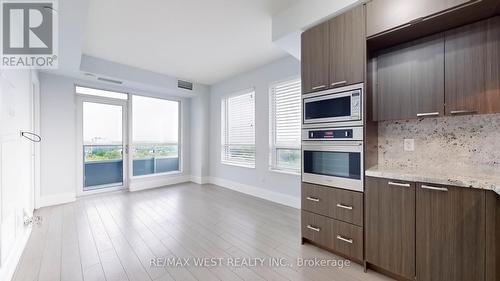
[13,182,393,281]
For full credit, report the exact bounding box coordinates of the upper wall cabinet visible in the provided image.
[376,34,445,121]
[445,16,500,115]
[366,0,499,51]
[367,0,474,37]
[328,5,365,89]
[302,5,365,94]
[301,23,330,93]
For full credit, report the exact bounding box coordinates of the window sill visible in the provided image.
[269,168,301,176]
[221,161,255,169]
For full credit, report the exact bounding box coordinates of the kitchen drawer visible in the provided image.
[302,211,364,262]
[302,183,364,226]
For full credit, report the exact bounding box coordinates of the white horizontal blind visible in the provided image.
[221,90,255,167]
[270,78,301,171]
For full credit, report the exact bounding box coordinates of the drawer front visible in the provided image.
[302,183,330,215]
[302,210,364,262]
[302,210,332,248]
[302,183,364,226]
[331,219,364,262]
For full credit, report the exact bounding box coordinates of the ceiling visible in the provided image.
[83,0,298,85]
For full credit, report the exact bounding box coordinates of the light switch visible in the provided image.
[404,139,415,151]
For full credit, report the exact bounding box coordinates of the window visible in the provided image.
[132,96,180,176]
[269,78,301,173]
[221,90,255,168]
[76,86,128,100]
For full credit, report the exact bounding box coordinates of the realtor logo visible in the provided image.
[1,0,58,68]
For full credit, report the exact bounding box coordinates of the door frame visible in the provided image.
[31,71,41,210]
[75,95,129,197]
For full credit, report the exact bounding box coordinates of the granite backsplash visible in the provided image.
[377,113,500,175]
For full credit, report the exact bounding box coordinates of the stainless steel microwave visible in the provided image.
[302,83,363,128]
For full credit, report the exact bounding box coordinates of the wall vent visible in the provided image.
[178,80,193,90]
[97,77,123,85]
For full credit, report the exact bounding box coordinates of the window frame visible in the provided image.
[269,77,302,175]
[220,88,256,168]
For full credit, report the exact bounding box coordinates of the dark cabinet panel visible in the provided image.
[365,177,416,279]
[445,15,500,115]
[301,183,363,226]
[376,34,445,121]
[445,20,488,115]
[416,183,485,281]
[329,5,365,88]
[301,23,329,94]
[485,191,500,281]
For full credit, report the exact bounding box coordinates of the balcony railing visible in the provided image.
[83,145,179,190]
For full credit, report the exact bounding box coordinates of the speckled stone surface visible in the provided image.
[366,165,500,195]
[372,114,500,195]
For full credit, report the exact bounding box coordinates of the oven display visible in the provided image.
[309,129,353,139]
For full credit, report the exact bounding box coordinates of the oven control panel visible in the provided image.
[302,126,363,141]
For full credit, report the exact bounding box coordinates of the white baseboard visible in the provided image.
[39,192,76,208]
[208,177,300,209]
[129,174,191,192]
[0,227,31,281]
[190,175,210,185]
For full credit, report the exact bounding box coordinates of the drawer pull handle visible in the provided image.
[421,185,448,192]
[450,109,477,115]
[331,81,347,87]
[388,181,410,187]
[336,235,353,244]
[336,203,353,210]
[417,112,439,117]
[306,197,320,202]
[312,85,326,90]
[306,225,320,232]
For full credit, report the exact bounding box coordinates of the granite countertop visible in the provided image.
[365,165,500,195]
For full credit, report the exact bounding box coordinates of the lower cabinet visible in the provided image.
[416,183,485,281]
[365,177,416,279]
[301,182,364,263]
[365,176,493,281]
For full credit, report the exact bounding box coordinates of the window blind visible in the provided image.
[270,78,301,171]
[221,90,255,167]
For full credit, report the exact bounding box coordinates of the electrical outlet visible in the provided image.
[404,139,415,151]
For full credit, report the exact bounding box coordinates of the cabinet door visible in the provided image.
[329,5,365,88]
[486,191,500,281]
[485,16,500,113]
[365,177,415,279]
[445,20,487,115]
[367,0,473,37]
[301,23,329,94]
[416,183,485,281]
[376,34,444,121]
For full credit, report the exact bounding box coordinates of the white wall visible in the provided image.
[39,72,196,205]
[208,56,301,208]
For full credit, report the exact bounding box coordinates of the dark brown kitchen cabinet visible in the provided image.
[366,0,477,38]
[328,5,365,88]
[416,183,486,281]
[365,177,416,279]
[301,22,329,94]
[375,34,445,121]
[445,16,500,115]
[485,191,500,281]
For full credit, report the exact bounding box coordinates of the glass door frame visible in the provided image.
[76,94,129,196]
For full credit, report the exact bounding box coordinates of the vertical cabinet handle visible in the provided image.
[306,225,321,232]
[336,235,353,244]
[421,185,448,192]
[388,181,410,187]
[306,197,320,202]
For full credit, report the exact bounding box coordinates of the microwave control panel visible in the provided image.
[351,91,361,119]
